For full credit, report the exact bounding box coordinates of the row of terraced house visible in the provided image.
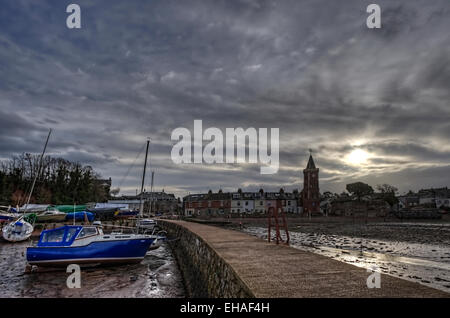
[183,189,302,216]
[183,154,321,217]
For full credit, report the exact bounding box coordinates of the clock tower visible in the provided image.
[302,153,320,215]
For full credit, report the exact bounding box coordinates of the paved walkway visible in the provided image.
[168,220,449,297]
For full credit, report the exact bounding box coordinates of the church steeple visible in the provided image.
[302,151,320,216]
[306,154,316,170]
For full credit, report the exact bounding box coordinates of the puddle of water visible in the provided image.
[242,226,450,293]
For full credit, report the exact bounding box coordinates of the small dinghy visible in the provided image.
[26,223,157,267]
[2,218,34,242]
[137,218,156,232]
[148,231,167,251]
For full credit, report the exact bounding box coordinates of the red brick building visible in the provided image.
[184,191,231,216]
[302,154,320,215]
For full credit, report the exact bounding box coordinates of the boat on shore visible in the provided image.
[2,218,34,242]
[36,209,66,223]
[137,218,157,232]
[26,223,156,267]
[87,207,118,221]
[1,206,19,224]
[54,205,87,213]
[0,211,16,223]
[148,231,167,251]
[65,211,95,222]
[3,130,52,243]
[18,204,50,213]
[114,209,139,219]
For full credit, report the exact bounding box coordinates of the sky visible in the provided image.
[0,0,449,198]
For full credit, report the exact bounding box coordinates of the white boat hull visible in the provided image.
[2,220,33,242]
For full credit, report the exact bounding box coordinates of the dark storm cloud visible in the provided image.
[363,142,450,163]
[0,0,449,196]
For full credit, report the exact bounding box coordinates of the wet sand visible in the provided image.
[0,241,186,298]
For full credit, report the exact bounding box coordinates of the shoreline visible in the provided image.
[198,215,450,246]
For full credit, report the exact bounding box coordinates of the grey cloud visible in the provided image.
[0,0,449,196]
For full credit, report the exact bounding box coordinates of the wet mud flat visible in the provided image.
[239,225,450,294]
[0,241,186,298]
[288,221,450,246]
[222,216,450,246]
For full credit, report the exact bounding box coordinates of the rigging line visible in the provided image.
[116,142,147,190]
[145,141,152,190]
[20,155,49,208]
[24,129,51,213]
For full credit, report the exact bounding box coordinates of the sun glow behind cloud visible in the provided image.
[345,149,370,166]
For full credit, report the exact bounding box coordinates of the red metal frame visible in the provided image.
[267,206,290,245]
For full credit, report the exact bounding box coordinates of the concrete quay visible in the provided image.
[161,220,449,298]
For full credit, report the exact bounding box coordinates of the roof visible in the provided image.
[418,187,450,198]
[306,154,316,169]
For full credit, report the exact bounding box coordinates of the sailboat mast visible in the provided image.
[24,129,52,212]
[149,171,154,217]
[139,138,150,217]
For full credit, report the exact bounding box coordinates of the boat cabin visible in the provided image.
[138,219,156,225]
[37,225,103,247]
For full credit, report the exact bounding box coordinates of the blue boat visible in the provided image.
[26,224,156,267]
[114,209,139,219]
[0,213,15,222]
[65,211,95,222]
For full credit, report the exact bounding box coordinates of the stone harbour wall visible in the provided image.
[158,220,254,298]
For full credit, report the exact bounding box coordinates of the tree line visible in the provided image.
[322,182,399,207]
[0,153,111,206]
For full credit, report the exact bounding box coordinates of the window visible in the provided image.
[245,201,249,206]
[65,228,78,242]
[77,227,97,239]
[41,229,65,243]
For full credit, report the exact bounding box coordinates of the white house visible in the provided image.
[435,197,450,208]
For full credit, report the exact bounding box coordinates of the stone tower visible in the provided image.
[302,153,320,215]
